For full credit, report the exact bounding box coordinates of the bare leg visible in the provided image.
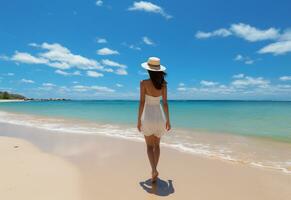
[152,136,160,181]
[144,136,156,173]
[147,145,155,172]
[153,136,160,169]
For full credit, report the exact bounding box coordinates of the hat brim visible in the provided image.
[141,62,166,71]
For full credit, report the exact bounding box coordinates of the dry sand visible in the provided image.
[0,136,81,200]
[0,123,291,200]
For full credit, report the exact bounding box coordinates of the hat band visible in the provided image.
[148,63,160,70]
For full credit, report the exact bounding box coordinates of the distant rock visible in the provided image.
[0,91,26,100]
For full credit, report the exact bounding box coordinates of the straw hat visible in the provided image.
[141,57,166,71]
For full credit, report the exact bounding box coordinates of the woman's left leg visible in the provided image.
[152,136,160,181]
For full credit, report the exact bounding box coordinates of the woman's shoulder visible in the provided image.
[140,79,150,84]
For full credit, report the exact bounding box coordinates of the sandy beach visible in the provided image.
[0,122,291,200]
[0,136,81,200]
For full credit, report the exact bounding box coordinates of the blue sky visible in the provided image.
[0,0,291,100]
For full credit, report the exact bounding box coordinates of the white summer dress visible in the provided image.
[141,94,167,137]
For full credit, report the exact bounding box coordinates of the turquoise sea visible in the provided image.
[0,100,291,141]
[0,100,291,173]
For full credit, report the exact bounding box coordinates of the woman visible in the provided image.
[137,57,171,183]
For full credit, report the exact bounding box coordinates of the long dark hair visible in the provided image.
[148,70,167,90]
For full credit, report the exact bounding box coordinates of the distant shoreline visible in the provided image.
[1,98,291,102]
[0,98,70,102]
[0,99,25,103]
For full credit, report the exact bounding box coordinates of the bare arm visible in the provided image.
[162,83,171,131]
[137,81,145,131]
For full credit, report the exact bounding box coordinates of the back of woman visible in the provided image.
[137,57,171,183]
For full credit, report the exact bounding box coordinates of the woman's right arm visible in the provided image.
[137,80,145,132]
[162,83,171,131]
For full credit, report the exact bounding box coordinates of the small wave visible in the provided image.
[0,110,290,175]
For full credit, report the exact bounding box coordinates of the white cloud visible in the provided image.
[195,28,232,39]
[200,80,219,86]
[177,87,199,93]
[244,60,254,65]
[116,83,123,87]
[101,59,128,75]
[234,54,254,64]
[42,83,56,87]
[9,43,104,71]
[232,74,245,79]
[279,76,291,81]
[73,85,114,93]
[196,23,291,56]
[128,44,141,51]
[21,79,35,84]
[199,85,236,94]
[179,83,185,87]
[231,76,269,88]
[97,47,119,55]
[102,68,114,72]
[258,40,291,55]
[175,75,280,98]
[115,69,128,75]
[143,36,155,45]
[12,52,48,64]
[230,23,280,42]
[0,55,10,61]
[177,87,187,91]
[87,70,104,78]
[55,69,81,76]
[7,73,14,76]
[234,54,243,61]
[96,37,107,43]
[129,44,141,50]
[173,74,291,100]
[96,0,103,6]
[276,84,291,89]
[39,43,102,70]
[195,23,280,42]
[101,59,126,68]
[122,42,141,51]
[48,62,70,70]
[128,1,172,19]
[279,30,291,41]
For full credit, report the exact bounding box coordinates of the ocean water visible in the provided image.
[1,100,291,141]
[0,100,291,174]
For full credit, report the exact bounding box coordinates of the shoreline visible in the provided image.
[0,108,290,143]
[0,109,291,174]
[1,102,291,144]
[0,122,291,199]
[0,99,25,103]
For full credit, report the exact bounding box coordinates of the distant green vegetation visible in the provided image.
[0,91,26,99]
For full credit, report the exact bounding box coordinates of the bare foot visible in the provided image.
[151,170,159,183]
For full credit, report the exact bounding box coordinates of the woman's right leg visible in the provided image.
[144,135,156,173]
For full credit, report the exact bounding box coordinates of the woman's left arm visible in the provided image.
[137,81,145,132]
[162,83,171,131]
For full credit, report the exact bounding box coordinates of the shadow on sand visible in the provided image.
[139,178,175,196]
